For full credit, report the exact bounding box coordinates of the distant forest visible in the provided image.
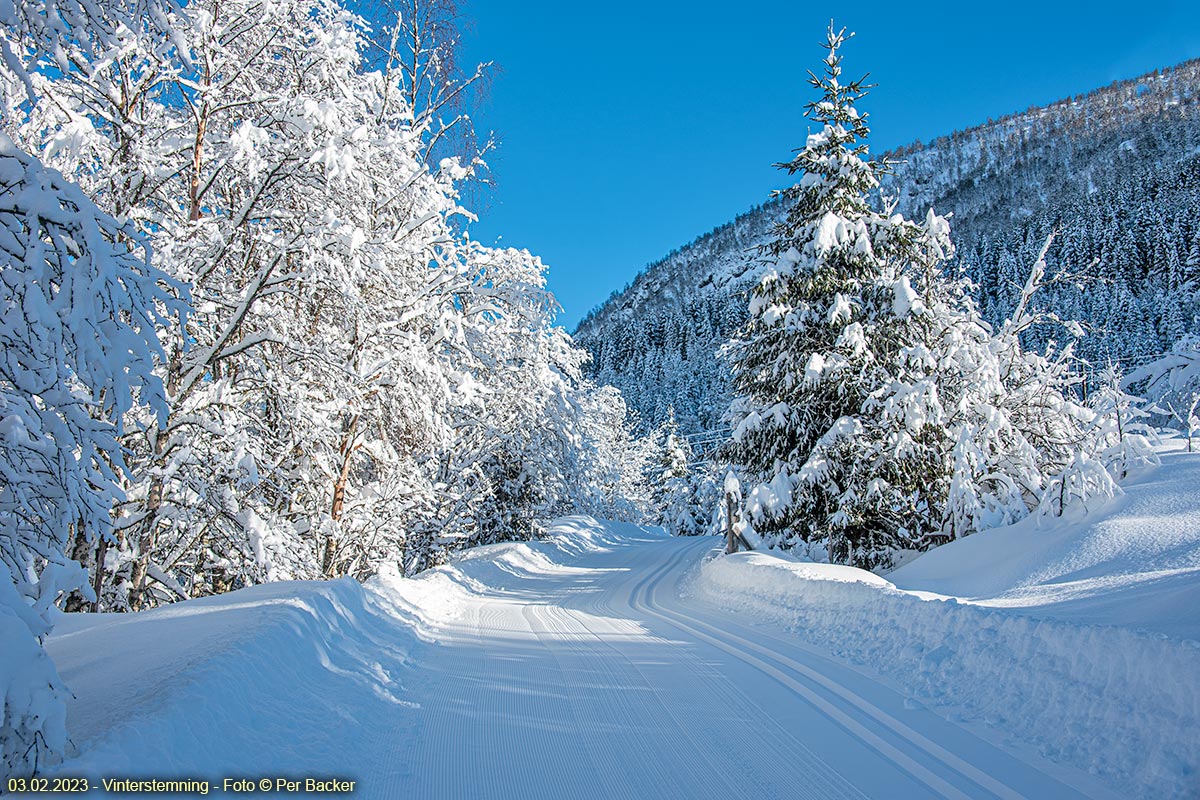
[575,60,1200,435]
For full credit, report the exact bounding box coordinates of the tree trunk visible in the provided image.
[90,533,110,613]
[323,413,360,578]
[129,342,182,610]
[129,419,170,610]
[188,106,207,221]
[64,522,91,612]
[188,52,212,221]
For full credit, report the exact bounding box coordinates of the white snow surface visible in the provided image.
[889,438,1200,641]
[43,510,1197,799]
[46,578,419,780]
[692,442,1200,800]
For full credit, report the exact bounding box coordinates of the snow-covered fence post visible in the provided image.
[723,470,744,554]
[725,493,738,554]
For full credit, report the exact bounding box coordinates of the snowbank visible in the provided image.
[47,578,419,778]
[691,547,1200,799]
[889,441,1200,641]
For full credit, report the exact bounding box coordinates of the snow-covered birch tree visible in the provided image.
[11,0,652,606]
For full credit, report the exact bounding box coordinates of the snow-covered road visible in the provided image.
[49,519,1149,799]
[377,527,1117,800]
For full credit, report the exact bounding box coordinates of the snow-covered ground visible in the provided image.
[46,578,422,781]
[691,440,1200,799]
[888,439,1200,641]
[42,451,1200,798]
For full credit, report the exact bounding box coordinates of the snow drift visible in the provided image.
[47,578,419,779]
[889,440,1200,640]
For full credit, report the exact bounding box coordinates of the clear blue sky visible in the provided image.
[458,1,1200,329]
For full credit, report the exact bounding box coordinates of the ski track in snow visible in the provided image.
[633,541,1119,800]
[44,520,1146,799]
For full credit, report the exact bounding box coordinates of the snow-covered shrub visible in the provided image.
[1127,334,1200,450]
[1087,363,1159,480]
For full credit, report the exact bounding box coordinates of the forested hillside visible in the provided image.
[575,60,1200,435]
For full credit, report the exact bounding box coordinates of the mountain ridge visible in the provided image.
[574,58,1200,434]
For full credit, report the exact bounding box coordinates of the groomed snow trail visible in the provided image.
[378,523,1117,800]
[48,519,1131,799]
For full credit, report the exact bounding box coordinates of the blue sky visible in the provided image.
[458,2,1200,329]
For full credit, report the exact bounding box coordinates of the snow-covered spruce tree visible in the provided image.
[725,27,1116,567]
[648,410,706,536]
[649,409,684,510]
[724,26,949,565]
